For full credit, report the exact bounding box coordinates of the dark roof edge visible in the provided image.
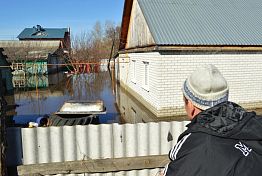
[118,45,262,54]
[17,28,26,38]
[119,0,134,50]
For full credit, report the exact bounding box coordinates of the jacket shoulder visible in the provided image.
[169,132,208,161]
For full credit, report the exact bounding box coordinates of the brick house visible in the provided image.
[116,0,262,118]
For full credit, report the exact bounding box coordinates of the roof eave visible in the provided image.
[119,44,262,54]
[119,0,134,50]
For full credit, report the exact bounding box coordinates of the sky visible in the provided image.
[0,0,125,40]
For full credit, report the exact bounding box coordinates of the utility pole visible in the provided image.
[108,30,116,69]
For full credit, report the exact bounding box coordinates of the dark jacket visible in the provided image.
[164,101,262,176]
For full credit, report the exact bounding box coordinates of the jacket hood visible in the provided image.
[186,101,262,140]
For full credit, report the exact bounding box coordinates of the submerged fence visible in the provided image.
[7,121,189,175]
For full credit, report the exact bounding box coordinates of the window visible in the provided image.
[131,60,136,83]
[143,61,149,90]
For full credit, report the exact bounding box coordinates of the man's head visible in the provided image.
[182,64,229,120]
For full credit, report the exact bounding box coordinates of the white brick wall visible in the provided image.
[117,52,162,110]
[116,52,262,117]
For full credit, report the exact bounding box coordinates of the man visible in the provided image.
[163,65,262,176]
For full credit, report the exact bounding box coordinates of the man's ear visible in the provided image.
[188,100,202,120]
[187,100,196,120]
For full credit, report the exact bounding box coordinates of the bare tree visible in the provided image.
[65,21,120,100]
[69,21,120,74]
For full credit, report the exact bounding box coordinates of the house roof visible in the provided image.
[121,0,262,48]
[17,26,68,39]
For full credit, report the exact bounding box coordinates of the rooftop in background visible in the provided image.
[17,25,69,39]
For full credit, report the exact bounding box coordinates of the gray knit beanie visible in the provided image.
[182,64,229,110]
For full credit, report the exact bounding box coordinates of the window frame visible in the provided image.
[131,60,136,83]
[142,61,149,91]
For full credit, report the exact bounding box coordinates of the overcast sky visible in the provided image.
[0,0,125,40]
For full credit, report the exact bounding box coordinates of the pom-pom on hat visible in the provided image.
[182,64,229,110]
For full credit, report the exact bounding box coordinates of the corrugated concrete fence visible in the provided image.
[7,121,189,176]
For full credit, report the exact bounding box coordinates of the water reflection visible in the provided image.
[116,85,187,123]
[67,73,107,100]
[4,67,120,126]
[4,66,187,127]
[13,75,49,88]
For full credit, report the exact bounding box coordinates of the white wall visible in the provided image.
[117,52,163,115]
[117,52,262,117]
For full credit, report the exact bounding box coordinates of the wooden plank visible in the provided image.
[120,45,262,53]
[18,155,169,176]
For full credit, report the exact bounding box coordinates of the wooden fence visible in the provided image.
[18,155,168,176]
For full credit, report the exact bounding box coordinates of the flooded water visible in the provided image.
[4,67,120,126]
[4,66,187,127]
[115,85,187,124]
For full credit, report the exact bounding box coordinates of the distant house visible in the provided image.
[17,25,71,74]
[0,48,13,94]
[0,40,64,75]
[0,25,71,75]
[116,0,262,118]
[18,25,71,50]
